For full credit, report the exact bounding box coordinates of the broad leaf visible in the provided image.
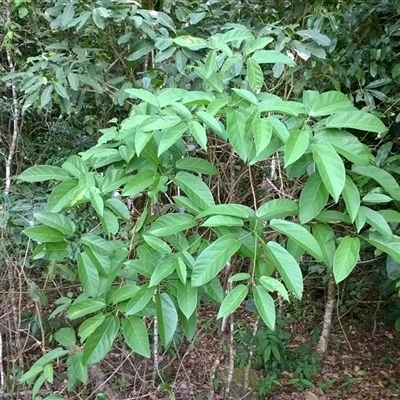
[312,224,335,268]
[82,316,120,365]
[246,58,263,92]
[54,327,76,348]
[270,219,324,261]
[252,50,295,66]
[352,165,400,201]
[359,206,393,236]
[149,256,177,286]
[23,226,64,243]
[266,242,303,300]
[306,91,352,117]
[19,165,70,182]
[284,129,310,167]
[192,236,241,287]
[125,88,160,107]
[122,317,150,358]
[259,277,289,301]
[78,315,106,341]
[342,176,360,223]
[47,179,79,212]
[197,204,254,220]
[226,107,251,162]
[158,123,187,155]
[175,157,217,175]
[147,213,196,237]
[35,212,76,236]
[177,281,198,319]
[174,171,215,210]
[202,215,243,227]
[67,299,105,320]
[197,111,227,140]
[77,252,100,297]
[367,232,400,264]
[126,284,155,315]
[311,141,345,202]
[299,172,328,224]
[333,236,360,283]
[326,111,387,133]
[156,292,178,347]
[122,170,156,196]
[188,120,207,151]
[253,285,276,330]
[217,284,248,319]
[256,199,298,221]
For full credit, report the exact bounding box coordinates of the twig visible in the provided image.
[152,293,159,382]
[225,304,235,396]
[244,316,259,389]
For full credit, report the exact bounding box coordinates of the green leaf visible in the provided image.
[156,292,178,347]
[270,219,324,261]
[105,198,130,221]
[100,170,129,194]
[266,242,303,300]
[229,273,251,282]
[227,107,252,162]
[192,236,241,287]
[174,171,215,210]
[67,299,105,320]
[62,155,88,177]
[41,85,53,107]
[197,204,254,219]
[312,224,335,268]
[122,316,150,358]
[367,232,400,264]
[80,235,113,255]
[126,284,155,315]
[311,141,345,202]
[180,310,197,341]
[150,256,177,286]
[352,165,400,201]
[299,172,329,224]
[143,235,172,254]
[55,327,76,348]
[173,36,209,50]
[360,206,393,236]
[78,315,106,341]
[147,213,196,237]
[333,236,360,283]
[158,123,187,156]
[77,252,99,297]
[217,284,248,319]
[362,193,392,204]
[67,352,88,385]
[175,157,218,175]
[256,199,298,221]
[245,37,274,55]
[122,170,156,196]
[246,58,264,92]
[253,285,275,330]
[23,226,64,243]
[110,285,140,304]
[89,190,104,217]
[19,165,70,182]
[305,91,352,117]
[326,111,387,134]
[252,50,295,66]
[342,176,360,223]
[177,281,198,319]
[202,215,244,227]
[101,209,119,235]
[47,179,79,213]
[125,88,159,107]
[284,129,310,167]
[196,111,227,140]
[296,29,331,46]
[82,316,120,365]
[259,277,289,301]
[188,120,207,151]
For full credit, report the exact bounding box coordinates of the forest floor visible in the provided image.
[2,274,400,400]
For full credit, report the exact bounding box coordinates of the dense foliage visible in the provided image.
[2,0,400,398]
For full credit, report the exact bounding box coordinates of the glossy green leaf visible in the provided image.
[150,256,177,286]
[100,170,129,194]
[105,198,130,221]
[226,107,251,162]
[246,58,263,92]
[352,165,400,201]
[122,170,156,196]
[311,141,345,202]
[284,129,310,167]
[360,206,392,236]
[47,179,80,212]
[256,199,298,221]
[110,285,140,304]
[77,252,99,297]
[196,111,226,140]
[333,236,360,283]
[62,155,88,177]
[259,277,289,301]
[82,315,120,365]
[192,236,241,287]
[78,315,106,341]
[67,351,88,385]
[19,165,70,182]
[253,285,275,330]
[252,50,295,66]
[80,235,113,255]
[88,190,104,217]
[175,157,218,175]
[173,36,209,50]
[229,273,251,282]
[362,193,392,204]
[143,235,172,254]
[122,316,150,358]
[180,310,197,341]
[67,299,105,320]
[266,242,303,300]
[158,123,187,156]
[177,281,198,319]
[125,88,159,107]
[35,212,75,236]
[217,284,248,319]
[54,327,76,348]
[174,171,215,210]
[367,232,400,264]
[156,292,178,347]
[23,225,64,243]
[202,215,244,227]
[312,224,335,268]
[41,85,53,107]
[147,213,196,237]
[306,91,352,117]
[126,284,155,315]
[270,219,324,261]
[342,176,360,223]
[197,204,254,219]
[326,111,387,133]
[188,120,207,151]
[299,172,329,224]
